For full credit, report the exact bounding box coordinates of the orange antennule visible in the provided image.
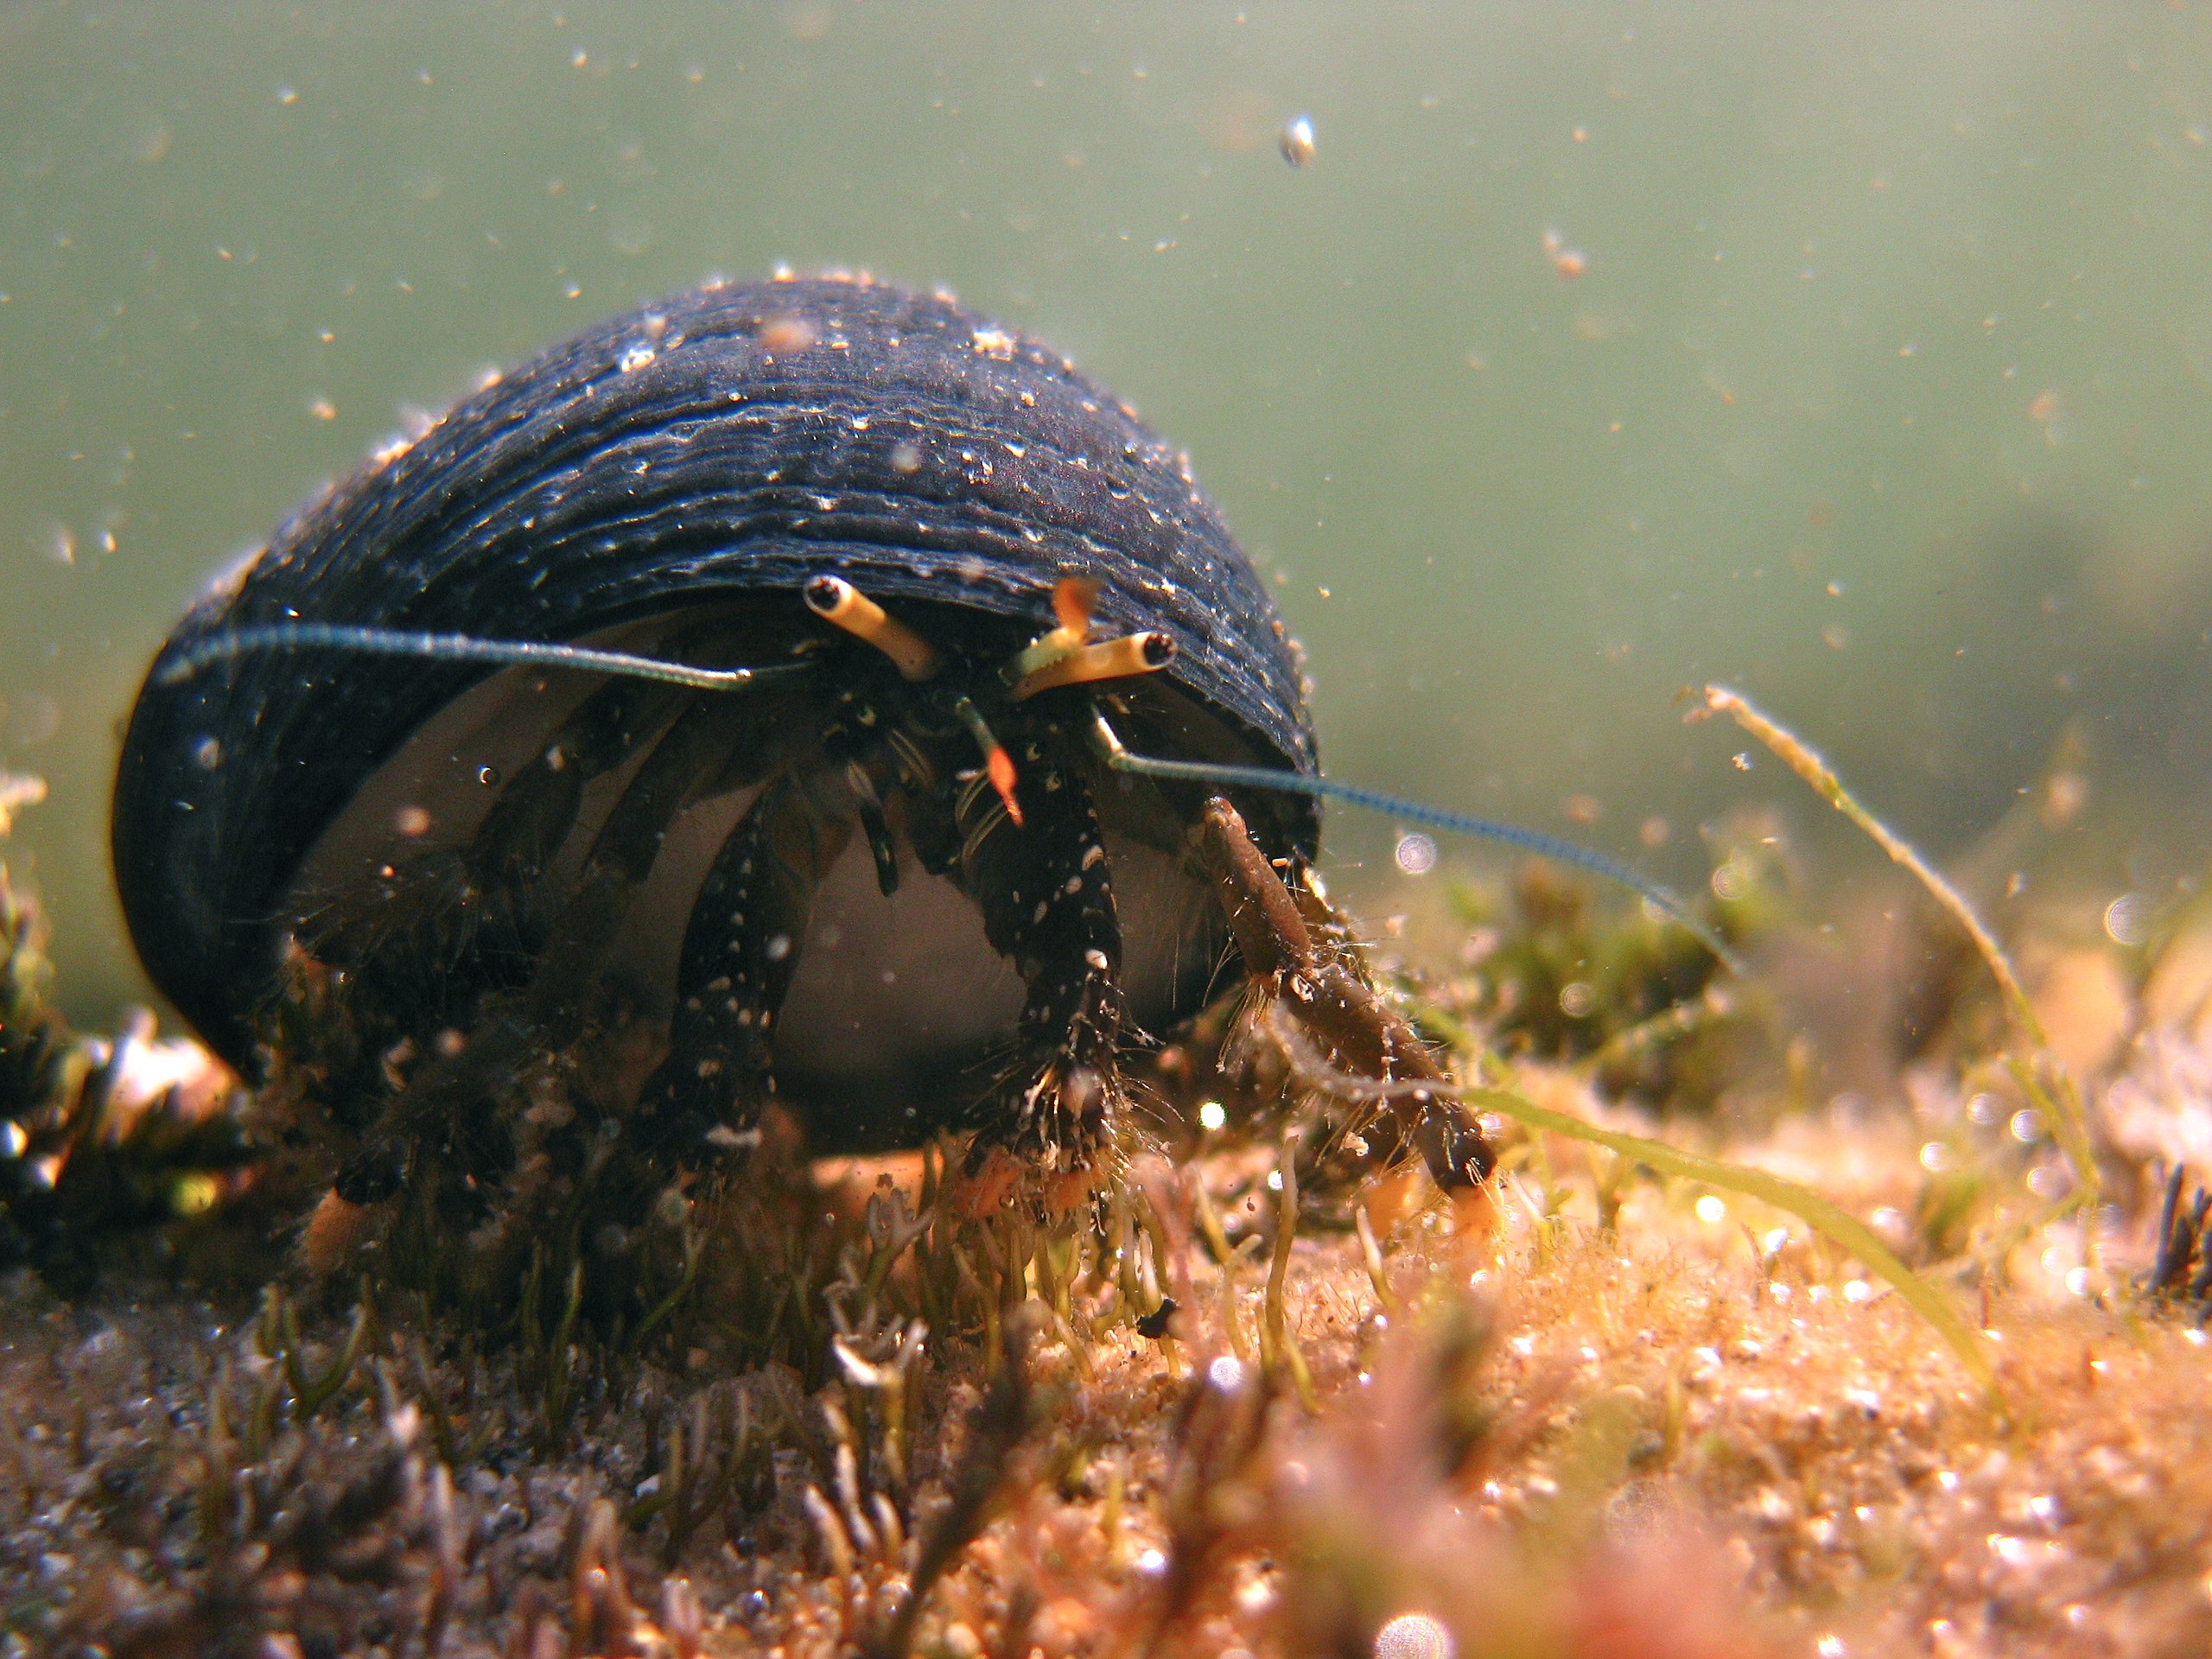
[954,696,1027,829]
[987,745,1026,828]
[1052,575,1099,643]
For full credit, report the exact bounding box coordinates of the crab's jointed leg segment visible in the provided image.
[1197,796,1493,1192]
[636,779,849,1163]
[467,671,691,918]
[336,694,749,1201]
[957,739,1126,1175]
[521,695,742,1031]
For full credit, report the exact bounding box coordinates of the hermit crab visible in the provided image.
[112,275,1705,1258]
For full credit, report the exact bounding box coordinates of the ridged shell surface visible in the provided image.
[113,276,1316,1066]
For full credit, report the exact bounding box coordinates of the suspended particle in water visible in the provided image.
[477,765,501,787]
[2040,771,2087,830]
[1279,114,1316,168]
[1395,832,1437,875]
[1541,227,1587,278]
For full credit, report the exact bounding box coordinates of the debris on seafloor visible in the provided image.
[10,733,2212,1656]
[0,781,257,1290]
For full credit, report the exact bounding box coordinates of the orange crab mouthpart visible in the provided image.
[1052,575,1100,641]
[988,744,1025,827]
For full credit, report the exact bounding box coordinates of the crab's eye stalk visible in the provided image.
[1011,631,1177,701]
[1005,573,1174,699]
[804,575,940,682]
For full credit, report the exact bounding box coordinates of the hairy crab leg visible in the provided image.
[331,693,755,1204]
[818,682,907,897]
[632,778,851,1165]
[954,732,1128,1198]
[1195,796,1494,1192]
[464,669,696,934]
[289,624,734,1037]
[519,695,753,1029]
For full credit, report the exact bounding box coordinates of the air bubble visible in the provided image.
[2103,893,2150,947]
[1395,832,1437,875]
[1373,1613,1452,1659]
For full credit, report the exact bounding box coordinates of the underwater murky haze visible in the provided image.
[4,1,2211,1023]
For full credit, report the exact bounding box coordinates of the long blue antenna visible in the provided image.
[1090,714,1743,973]
[156,622,807,694]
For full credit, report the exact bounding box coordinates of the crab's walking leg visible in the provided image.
[520,696,741,1023]
[957,739,1127,1181]
[299,668,691,1061]
[466,671,693,933]
[334,696,743,1203]
[634,779,849,1164]
[1197,796,1493,1191]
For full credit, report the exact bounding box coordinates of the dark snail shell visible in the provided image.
[112,276,1318,1119]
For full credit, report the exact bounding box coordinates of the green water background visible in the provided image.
[3,2,2209,1025]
